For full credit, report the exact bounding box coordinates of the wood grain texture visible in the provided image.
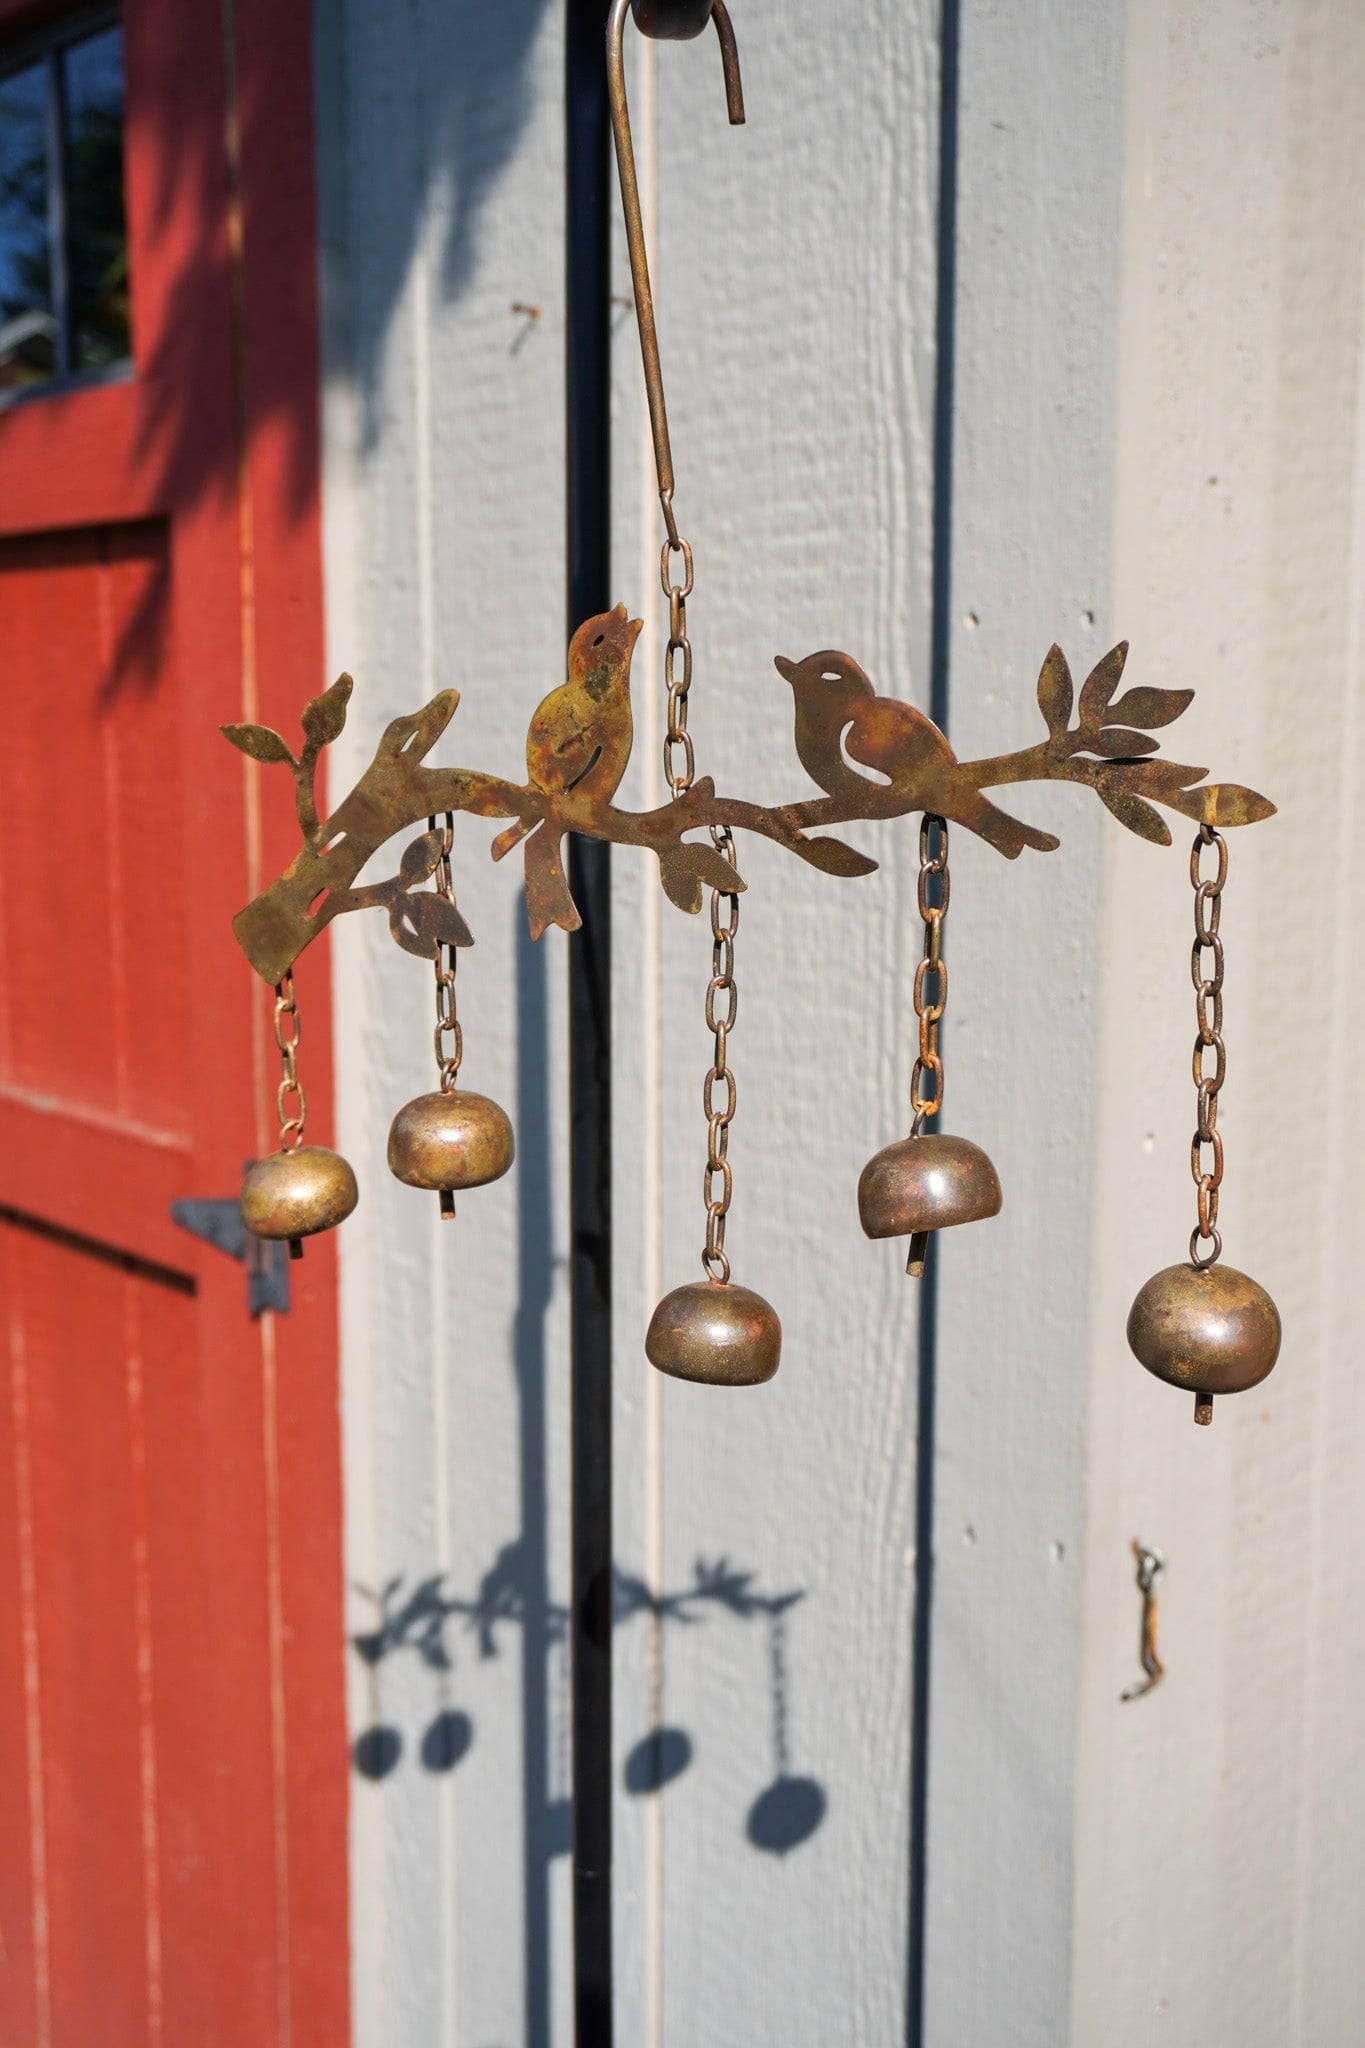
[321,0,1362,2040]
[613,5,939,2044]
[918,4,1127,2043]
[316,2,573,2041]
[1073,6,1365,2045]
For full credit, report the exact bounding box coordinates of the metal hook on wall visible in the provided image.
[606,0,745,544]
[1120,1539,1166,1702]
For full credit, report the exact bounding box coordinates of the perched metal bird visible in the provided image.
[775,649,1059,857]
[493,603,642,861]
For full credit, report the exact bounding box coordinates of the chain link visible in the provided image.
[910,816,950,1135]
[273,969,307,1149]
[661,536,695,799]
[431,813,463,1092]
[702,833,740,1282]
[1189,824,1227,1268]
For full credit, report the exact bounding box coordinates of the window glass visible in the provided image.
[63,25,128,371]
[0,60,55,391]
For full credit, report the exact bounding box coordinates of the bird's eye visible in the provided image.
[593,634,605,647]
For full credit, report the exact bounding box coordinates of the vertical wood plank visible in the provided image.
[1073,6,1365,2044]
[920,3,1128,2042]
[318,2,573,2039]
[615,5,941,2042]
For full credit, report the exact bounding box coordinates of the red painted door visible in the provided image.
[0,5,349,2044]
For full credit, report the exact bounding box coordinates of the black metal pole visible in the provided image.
[565,4,614,2042]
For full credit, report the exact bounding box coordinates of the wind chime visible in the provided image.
[229,0,1280,1425]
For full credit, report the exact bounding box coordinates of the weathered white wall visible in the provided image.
[314,0,1365,2042]
[1073,5,1365,2046]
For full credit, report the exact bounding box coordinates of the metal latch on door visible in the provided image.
[170,1176,290,1315]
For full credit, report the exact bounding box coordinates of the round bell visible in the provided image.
[387,1089,515,1216]
[645,1279,781,1386]
[858,1131,1001,1275]
[1127,1261,1281,1425]
[240,1144,358,1259]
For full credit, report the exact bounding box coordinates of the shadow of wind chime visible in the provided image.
[229,0,1280,1425]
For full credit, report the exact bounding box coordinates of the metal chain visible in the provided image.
[659,528,742,1283]
[661,535,695,799]
[910,815,950,1135]
[273,970,307,1150]
[1189,823,1227,1268]
[702,837,740,1283]
[431,812,463,1093]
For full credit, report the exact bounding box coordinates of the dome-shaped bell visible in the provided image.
[645,1280,781,1386]
[240,1144,358,1259]
[1127,1261,1281,1425]
[387,1089,515,1216]
[858,1131,1001,1275]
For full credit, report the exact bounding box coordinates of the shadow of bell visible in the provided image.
[623,1726,694,1796]
[746,1774,826,1855]
[353,1725,403,1780]
[421,1709,474,1773]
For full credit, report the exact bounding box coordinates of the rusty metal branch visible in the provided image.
[224,616,1275,983]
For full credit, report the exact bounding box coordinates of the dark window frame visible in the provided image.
[0,2,127,405]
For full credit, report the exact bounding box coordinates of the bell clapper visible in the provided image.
[906,1230,929,1280]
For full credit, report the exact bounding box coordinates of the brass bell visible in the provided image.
[645,1280,781,1386]
[387,1088,515,1216]
[1127,1261,1281,1425]
[858,1131,1002,1276]
[240,1144,359,1260]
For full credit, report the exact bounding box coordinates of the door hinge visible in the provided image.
[170,1182,290,1316]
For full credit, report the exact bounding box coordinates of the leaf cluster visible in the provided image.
[1035,644,1273,843]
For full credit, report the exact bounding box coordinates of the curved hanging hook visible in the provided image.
[607,0,745,546]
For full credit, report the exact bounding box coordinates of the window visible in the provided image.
[0,13,129,396]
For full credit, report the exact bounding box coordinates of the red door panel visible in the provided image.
[0,3,349,2042]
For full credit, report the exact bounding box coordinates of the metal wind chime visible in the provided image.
[229,0,1280,1425]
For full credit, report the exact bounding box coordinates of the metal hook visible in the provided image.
[1120,1539,1166,1702]
[607,0,745,546]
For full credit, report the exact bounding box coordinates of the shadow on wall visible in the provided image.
[320,0,556,447]
[349,910,822,2048]
[348,1550,828,1863]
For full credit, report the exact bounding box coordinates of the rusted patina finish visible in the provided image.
[224,626,1276,983]
[858,1134,1002,1242]
[645,1279,780,1386]
[1127,1261,1281,1423]
[387,1091,515,1200]
[239,1145,358,1253]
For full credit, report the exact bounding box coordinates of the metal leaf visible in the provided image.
[387,890,475,959]
[1078,643,1129,732]
[222,721,295,766]
[1105,683,1195,730]
[424,894,475,948]
[1096,780,1171,845]
[1035,645,1073,738]
[1090,727,1159,759]
[793,835,879,877]
[301,672,354,748]
[658,850,703,915]
[1165,782,1277,828]
[399,829,443,886]
[682,842,747,894]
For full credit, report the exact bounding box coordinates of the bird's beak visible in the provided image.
[774,655,796,684]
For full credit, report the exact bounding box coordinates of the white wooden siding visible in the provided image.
[314,0,1365,2041]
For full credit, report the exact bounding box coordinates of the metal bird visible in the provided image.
[492,603,642,861]
[775,650,1059,858]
